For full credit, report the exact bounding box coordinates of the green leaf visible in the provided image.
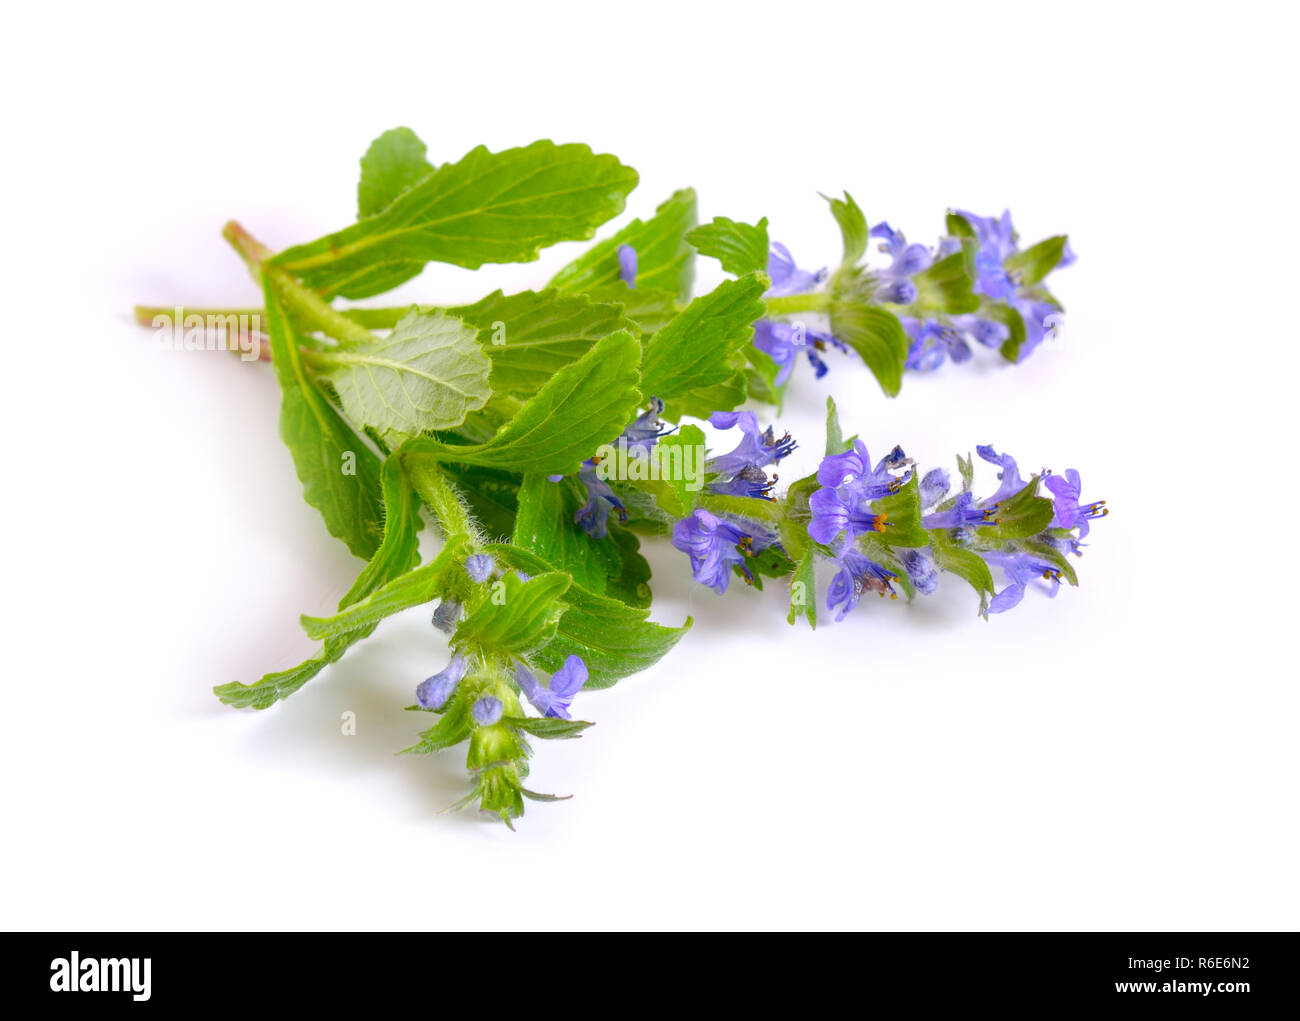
[778,472,819,564]
[401,331,642,475]
[549,188,697,302]
[262,275,385,559]
[1022,537,1079,587]
[870,471,929,548]
[634,423,705,518]
[450,289,636,398]
[930,529,995,614]
[300,534,471,642]
[513,473,624,596]
[956,452,975,492]
[945,211,977,239]
[825,396,847,456]
[358,127,435,217]
[787,548,817,628]
[487,544,691,688]
[911,251,979,315]
[505,716,594,740]
[318,309,491,436]
[214,534,467,710]
[272,140,638,298]
[585,283,681,334]
[402,688,473,754]
[640,275,767,399]
[824,191,868,265]
[829,269,908,397]
[978,300,1028,363]
[1005,235,1068,287]
[339,453,424,606]
[978,477,1055,540]
[686,216,770,276]
[605,526,653,608]
[454,571,572,654]
[347,128,440,296]
[661,367,748,422]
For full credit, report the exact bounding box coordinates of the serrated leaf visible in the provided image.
[450,289,636,397]
[605,526,653,608]
[262,276,384,559]
[829,271,908,397]
[640,275,767,399]
[505,716,594,740]
[273,140,638,299]
[778,472,819,563]
[401,331,642,476]
[320,309,491,436]
[359,127,435,217]
[686,216,770,276]
[661,367,748,422]
[454,571,572,654]
[1005,235,1068,287]
[300,534,471,641]
[487,544,691,688]
[584,282,681,335]
[824,191,868,265]
[346,128,439,296]
[549,188,697,302]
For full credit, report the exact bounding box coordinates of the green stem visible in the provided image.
[403,455,479,544]
[763,292,831,318]
[221,221,376,349]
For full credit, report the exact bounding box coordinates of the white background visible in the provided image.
[2,1,1296,931]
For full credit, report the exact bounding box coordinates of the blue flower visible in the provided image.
[902,318,972,371]
[919,468,950,509]
[921,490,994,531]
[471,694,503,726]
[514,656,588,719]
[808,440,912,545]
[464,554,495,583]
[671,508,775,593]
[870,221,932,305]
[753,319,840,384]
[898,548,938,596]
[617,244,638,288]
[983,550,1063,614]
[574,463,627,539]
[1044,468,1107,538]
[707,408,795,481]
[431,599,461,633]
[766,242,825,296]
[976,444,1026,505]
[566,399,671,538]
[826,548,898,620]
[417,653,469,710]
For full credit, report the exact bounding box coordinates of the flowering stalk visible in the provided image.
[135,127,1100,825]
